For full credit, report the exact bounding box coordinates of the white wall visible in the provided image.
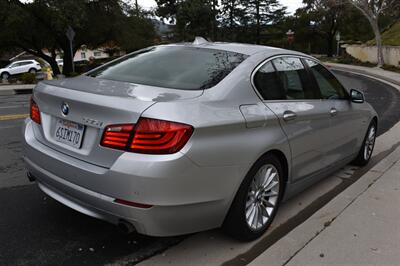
[345,45,400,66]
[73,48,109,62]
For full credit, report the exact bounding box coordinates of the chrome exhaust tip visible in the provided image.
[118,219,136,234]
[27,172,36,182]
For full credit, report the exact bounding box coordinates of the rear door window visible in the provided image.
[253,62,285,100]
[272,57,317,100]
[88,46,248,90]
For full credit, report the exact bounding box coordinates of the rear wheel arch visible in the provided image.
[372,116,378,129]
[1,71,10,78]
[223,150,288,240]
[263,150,289,199]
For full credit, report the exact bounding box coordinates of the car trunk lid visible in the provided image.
[32,76,202,168]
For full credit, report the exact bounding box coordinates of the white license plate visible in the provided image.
[54,119,85,148]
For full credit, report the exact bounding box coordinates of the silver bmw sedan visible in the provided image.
[23,39,378,241]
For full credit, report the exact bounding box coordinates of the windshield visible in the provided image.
[88,46,248,90]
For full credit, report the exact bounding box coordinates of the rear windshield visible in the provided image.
[88,46,248,90]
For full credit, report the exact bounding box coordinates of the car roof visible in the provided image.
[13,60,36,63]
[163,41,308,57]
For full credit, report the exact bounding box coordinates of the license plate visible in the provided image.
[54,118,85,148]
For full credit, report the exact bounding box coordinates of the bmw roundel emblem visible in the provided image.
[61,102,70,116]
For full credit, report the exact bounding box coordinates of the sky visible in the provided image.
[137,0,304,14]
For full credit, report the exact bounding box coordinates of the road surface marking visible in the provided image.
[0,114,29,121]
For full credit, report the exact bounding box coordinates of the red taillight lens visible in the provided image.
[101,124,135,149]
[30,98,41,124]
[100,118,194,154]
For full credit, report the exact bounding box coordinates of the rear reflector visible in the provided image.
[30,98,41,124]
[100,118,194,154]
[114,198,153,209]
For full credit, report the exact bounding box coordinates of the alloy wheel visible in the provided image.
[363,125,376,161]
[245,164,280,231]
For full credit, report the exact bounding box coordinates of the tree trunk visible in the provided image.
[62,40,74,75]
[21,47,61,76]
[327,34,334,57]
[371,19,384,67]
[256,2,260,44]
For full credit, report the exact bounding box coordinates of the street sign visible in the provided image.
[66,26,75,41]
[336,32,341,41]
[66,26,75,73]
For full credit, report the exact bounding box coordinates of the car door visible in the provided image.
[12,62,26,74]
[8,63,19,75]
[253,56,331,182]
[20,62,31,73]
[304,59,364,164]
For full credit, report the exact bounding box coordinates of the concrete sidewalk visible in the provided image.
[251,145,400,266]
[325,62,400,86]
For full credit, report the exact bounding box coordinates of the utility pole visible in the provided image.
[336,31,341,57]
[66,26,76,73]
[135,0,139,17]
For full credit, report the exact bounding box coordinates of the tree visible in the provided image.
[176,0,215,40]
[155,0,182,23]
[1,0,155,76]
[246,0,287,44]
[347,0,400,67]
[220,0,247,40]
[220,0,245,29]
[156,0,216,41]
[300,0,346,57]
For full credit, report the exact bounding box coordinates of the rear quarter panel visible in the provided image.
[141,58,292,201]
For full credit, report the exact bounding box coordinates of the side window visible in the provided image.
[305,59,348,100]
[272,57,316,100]
[253,62,285,100]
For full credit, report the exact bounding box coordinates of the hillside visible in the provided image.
[368,21,400,46]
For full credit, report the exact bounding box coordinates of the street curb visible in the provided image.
[0,89,33,96]
[325,64,400,87]
[0,86,34,96]
[250,142,400,266]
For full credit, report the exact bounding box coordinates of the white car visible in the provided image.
[0,60,42,80]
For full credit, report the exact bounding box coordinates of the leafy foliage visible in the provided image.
[0,0,155,76]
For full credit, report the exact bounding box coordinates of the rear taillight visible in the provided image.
[30,98,41,124]
[101,118,193,154]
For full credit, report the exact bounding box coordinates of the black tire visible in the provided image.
[223,153,284,241]
[1,72,10,80]
[29,68,37,74]
[352,120,377,166]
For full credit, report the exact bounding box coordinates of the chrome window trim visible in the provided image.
[250,54,349,102]
[250,54,319,102]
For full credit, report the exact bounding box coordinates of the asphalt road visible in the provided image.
[0,72,399,266]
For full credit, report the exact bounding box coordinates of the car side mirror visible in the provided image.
[350,89,364,104]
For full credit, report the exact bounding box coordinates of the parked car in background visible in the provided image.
[24,39,378,241]
[0,60,41,80]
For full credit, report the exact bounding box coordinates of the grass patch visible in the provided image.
[367,21,400,46]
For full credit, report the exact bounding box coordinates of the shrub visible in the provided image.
[20,73,37,84]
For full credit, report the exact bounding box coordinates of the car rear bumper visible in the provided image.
[23,119,246,236]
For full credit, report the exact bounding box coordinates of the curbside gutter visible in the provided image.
[0,84,35,95]
[325,62,400,87]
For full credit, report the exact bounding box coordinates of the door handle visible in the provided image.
[283,111,297,121]
[330,108,338,117]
